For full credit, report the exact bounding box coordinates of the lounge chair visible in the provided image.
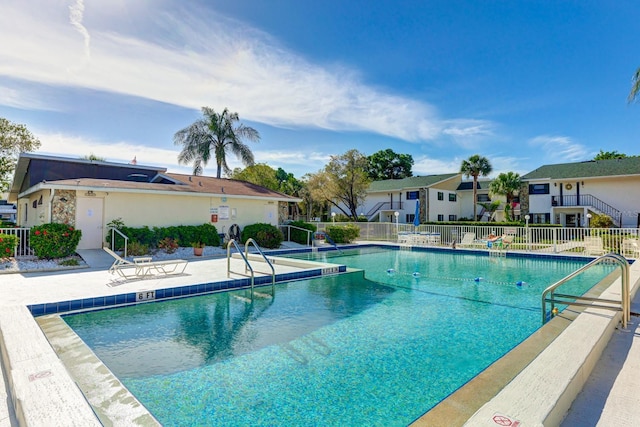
[488,234,514,253]
[457,232,477,248]
[584,236,605,256]
[103,247,188,279]
[621,238,640,259]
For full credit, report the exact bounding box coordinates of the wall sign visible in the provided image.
[219,206,230,220]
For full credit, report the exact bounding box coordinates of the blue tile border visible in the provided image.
[28,262,338,317]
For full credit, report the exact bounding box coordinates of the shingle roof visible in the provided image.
[522,157,640,180]
[40,175,299,201]
[368,173,459,192]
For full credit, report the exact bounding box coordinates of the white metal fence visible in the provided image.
[0,227,32,257]
[311,222,640,258]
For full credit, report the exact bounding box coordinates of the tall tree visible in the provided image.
[174,107,259,178]
[489,172,522,221]
[460,154,493,221]
[593,149,628,160]
[0,118,41,192]
[307,149,371,219]
[628,67,640,104]
[366,149,414,180]
[229,164,279,191]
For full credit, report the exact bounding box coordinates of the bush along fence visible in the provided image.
[30,224,82,259]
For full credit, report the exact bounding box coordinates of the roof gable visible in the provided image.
[522,157,640,180]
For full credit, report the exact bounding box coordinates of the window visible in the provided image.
[449,193,457,202]
[529,183,550,195]
[437,192,444,201]
[406,214,415,223]
[449,215,457,221]
[437,214,444,221]
[531,213,551,224]
[477,194,491,202]
[406,191,419,200]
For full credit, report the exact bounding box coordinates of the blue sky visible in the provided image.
[1,0,639,179]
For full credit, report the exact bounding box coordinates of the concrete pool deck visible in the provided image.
[1,247,639,426]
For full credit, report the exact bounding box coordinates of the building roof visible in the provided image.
[521,157,640,180]
[367,173,459,192]
[9,153,299,202]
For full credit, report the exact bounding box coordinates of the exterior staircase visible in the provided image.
[551,194,623,227]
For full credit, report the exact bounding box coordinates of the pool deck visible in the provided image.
[1,246,639,426]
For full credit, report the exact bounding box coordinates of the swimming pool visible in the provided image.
[63,248,612,426]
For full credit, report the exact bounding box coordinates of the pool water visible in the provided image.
[64,248,611,426]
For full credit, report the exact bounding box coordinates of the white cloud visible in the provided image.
[528,135,589,163]
[412,156,461,175]
[0,85,58,111]
[0,0,484,145]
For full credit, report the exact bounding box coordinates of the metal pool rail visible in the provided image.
[541,253,630,328]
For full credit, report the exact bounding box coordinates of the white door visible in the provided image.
[76,197,104,249]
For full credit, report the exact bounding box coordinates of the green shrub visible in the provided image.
[30,223,82,259]
[590,214,614,228]
[106,223,221,249]
[325,224,360,243]
[241,223,283,249]
[59,258,80,266]
[127,241,149,256]
[288,221,316,244]
[0,233,18,259]
[158,237,179,254]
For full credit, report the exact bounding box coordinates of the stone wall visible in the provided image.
[52,190,76,226]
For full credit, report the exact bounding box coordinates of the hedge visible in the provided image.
[30,223,82,259]
[241,223,283,249]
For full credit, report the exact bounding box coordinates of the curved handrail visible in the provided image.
[541,253,630,327]
[227,239,254,288]
[244,238,275,288]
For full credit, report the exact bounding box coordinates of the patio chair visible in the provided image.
[457,232,477,248]
[584,236,605,256]
[488,234,514,254]
[621,238,640,259]
[103,247,188,279]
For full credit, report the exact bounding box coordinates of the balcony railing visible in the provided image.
[551,194,622,226]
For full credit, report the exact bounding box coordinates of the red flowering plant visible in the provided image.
[30,224,82,259]
[0,234,19,260]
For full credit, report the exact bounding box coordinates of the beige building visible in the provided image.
[8,154,300,249]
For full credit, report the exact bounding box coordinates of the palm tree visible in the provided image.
[460,154,493,221]
[174,107,260,178]
[489,172,522,221]
[629,67,640,104]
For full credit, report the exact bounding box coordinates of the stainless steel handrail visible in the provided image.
[244,238,276,289]
[227,239,255,289]
[541,253,630,328]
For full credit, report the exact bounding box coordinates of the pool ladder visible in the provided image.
[227,238,275,295]
[541,253,630,328]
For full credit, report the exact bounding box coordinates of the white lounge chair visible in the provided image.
[584,236,605,256]
[621,238,640,259]
[103,247,188,279]
[457,232,477,248]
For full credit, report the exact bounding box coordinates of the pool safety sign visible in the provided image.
[492,413,521,426]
